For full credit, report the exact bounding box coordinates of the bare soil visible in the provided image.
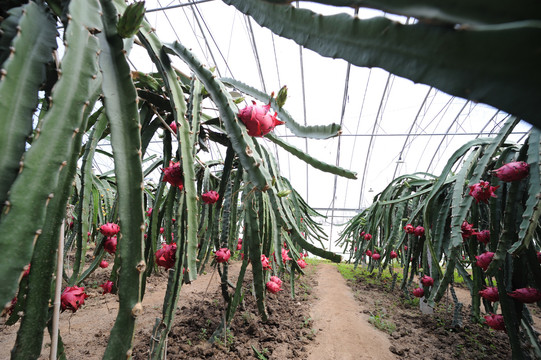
[2,260,539,359]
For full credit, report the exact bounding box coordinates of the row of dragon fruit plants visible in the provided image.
[0,1,354,359]
[338,116,541,359]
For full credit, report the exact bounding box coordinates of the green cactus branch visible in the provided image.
[265,133,357,179]
[164,41,273,191]
[261,0,541,25]
[97,0,145,357]
[0,0,102,308]
[0,2,57,212]
[223,0,541,128]
[221,77,342,139]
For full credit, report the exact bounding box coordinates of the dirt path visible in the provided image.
[307,263,397,360]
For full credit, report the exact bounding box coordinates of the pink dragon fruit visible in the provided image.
[507,288,541,303]
[475,229,490,245]
[104,236,117,255]
[468,180,499,204]
[100,281,114,295]
[282,248,292,262]
[261,254,272,270]
[169,121,177,134]
[479,287,499,302]
[236,238,242,251]
[201,190,219,204]
[413,225,425,237]
[100,223,120,237]
[412,288,424,298]
[420,275,434,287]
[215,248,231,263]
[492,161,529,182]
[297,258,307,269]
[61,286,89,312]
[372,253,381,261]
[484,314,506,331]
[146,208,153,217]
[270,276,282,287]
[238,101,285,137]
[99,260,109,269]
[155,243,177,269]
[162,161,184,190]
[403,224,414,234]
[475,252,495,271]
[266,280,283,294]
[461,221,476,240]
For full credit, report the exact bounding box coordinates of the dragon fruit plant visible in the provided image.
[338,117,540,358]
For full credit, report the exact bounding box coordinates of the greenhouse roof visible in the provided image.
[95,0,532,249]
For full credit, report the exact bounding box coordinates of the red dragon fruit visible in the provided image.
[484,314,506,331]
[363,233,372,241]
[412,288,424,298]
[372,253,381,261]
[475,229,490,245]
[238,101,285,137]
[413,225,425,237]
[282,248,292,262]
[99,260,109,269]
[201,190,219,204]
[162,161,184,190]
[390,250,398,259]
[266,280,283,294]
[461,221,476,240]
[365,250,373,257]
[61,286,89,312]
[270,276,282,287]
[475,251,495,271]
[104,236,118,255]
[169,121,177,134]
[146,208,153,217]
[100,281,114,295]
[155,243,177,269]
[297,258,307,269]
[236,238,242,251]
[468,180,499,204]
[492,161,529,182]
[479,287,499,302]
[215,248,231,263]
[403,224,414,234]
[100,223,120,237]
[420,275,434,287]
[507,288,541,303]
[537,251,541,264]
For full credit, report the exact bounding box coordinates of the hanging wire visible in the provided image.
[425,100,470,173]
[391,87,433,180]
[244,16,267,93]
[357,72,392,209]
[147,0,215,12]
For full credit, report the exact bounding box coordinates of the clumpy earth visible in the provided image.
[339,263,539,360]
[1,259,539,359]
